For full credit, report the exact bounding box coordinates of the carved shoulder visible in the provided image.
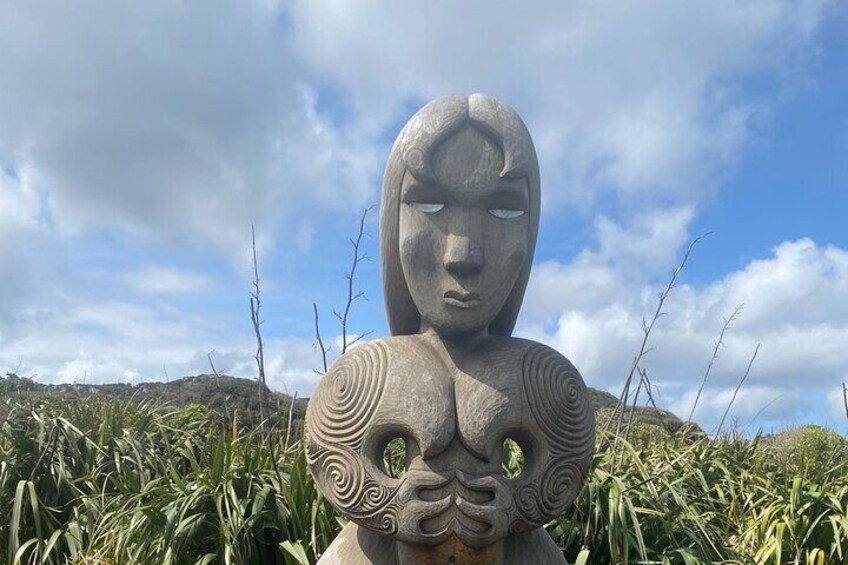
[306,339,393,451]
[306,336,445,451]
[514,340,594,459]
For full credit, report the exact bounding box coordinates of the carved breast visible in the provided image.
[304,335,594,546]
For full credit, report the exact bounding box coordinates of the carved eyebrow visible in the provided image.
[401,181,452,203]
[484,186,529,209]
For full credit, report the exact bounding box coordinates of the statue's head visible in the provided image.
[381,94,540,338]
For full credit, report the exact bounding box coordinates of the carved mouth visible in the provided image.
[443,290,481,309]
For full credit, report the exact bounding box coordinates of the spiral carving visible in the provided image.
[514,458,585,525]
[515,482,543,525]
[513,345,593,526]
[372,498,402,536]
[308,444,399,534]
[317,448,363,509]
[521,345,594,458]
[538,458,584,517]
[309,341,389,450]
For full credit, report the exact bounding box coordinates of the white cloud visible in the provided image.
[0,165,44,237]
[0,2,832,270]
[0,165,49,325]
[521,230,848,431]
[713,239,848,331]
[289,0,830,207]
[520,205,694,326]
[667,385,806,432]
[0,293,329,396]
[218,336,331,397]
[0,2,379,266]
[122,265,211,295]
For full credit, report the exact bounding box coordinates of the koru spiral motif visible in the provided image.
[307,340,389,450]
[514,344,594,527]
[306,341,402,534]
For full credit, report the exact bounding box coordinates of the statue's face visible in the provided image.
[399,126,529,336]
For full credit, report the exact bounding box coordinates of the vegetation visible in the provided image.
[0,373,308,432]
[2,384,847,564]
[1,373,683,437]
[0,392,332,565]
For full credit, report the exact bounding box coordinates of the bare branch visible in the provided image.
[346,330,374,349]
[250,224,268,439]
[312,205,376,375]
[208,349,232,423]
[842,382,848,423]
[313,303,329,375]
[715,343,760,437]
[207,349,221,378]
[603,232,711,443]
[621,366,648,443]
[687,305,743,423]
[283,391,299,453]
[340,205,375,354]
[749,393,785,425]
[640,367,657,409]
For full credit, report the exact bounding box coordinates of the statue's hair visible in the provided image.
[380,93,541,336]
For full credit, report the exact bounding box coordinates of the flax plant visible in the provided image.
[3,393,848,564]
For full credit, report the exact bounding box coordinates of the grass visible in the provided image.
[2,393,847,564]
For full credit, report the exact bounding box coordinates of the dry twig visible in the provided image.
[688,305,743,423]
[313,206,375,374]
[208,349,231,423]
[603,232,710,444]
[207,349,221,378]
[249,225,269,438]
[313,303,329,375]
[715,343,760,436]
[842,382,848,423]
[621,366,655,443]
[334,206,375,354]
[284,392,298,453]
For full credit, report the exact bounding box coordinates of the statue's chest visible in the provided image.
[374,346,530,463]
[305,337,594,543]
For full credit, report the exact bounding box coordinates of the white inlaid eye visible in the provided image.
[488,208,525,219]
[409,202,445,213]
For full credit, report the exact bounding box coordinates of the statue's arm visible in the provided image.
[511,342,595,527]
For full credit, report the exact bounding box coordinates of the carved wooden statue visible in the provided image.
[305,94,594,564]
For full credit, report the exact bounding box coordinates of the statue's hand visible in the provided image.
[452,469,517,548]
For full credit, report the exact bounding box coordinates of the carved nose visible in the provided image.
[444,235,483,277]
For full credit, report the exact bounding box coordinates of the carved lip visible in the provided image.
[443,290,481,308]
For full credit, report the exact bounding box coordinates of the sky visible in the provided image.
[1,1,847,434]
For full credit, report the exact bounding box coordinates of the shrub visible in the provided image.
[3,394,848,564]
[765,424,848,480]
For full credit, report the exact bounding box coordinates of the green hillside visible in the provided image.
[2,372,689,436]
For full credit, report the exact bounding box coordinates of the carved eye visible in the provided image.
[488,208,525,219]
[409,202,445,214]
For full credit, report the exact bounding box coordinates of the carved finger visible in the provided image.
[454,498,511,548]
[455,469,509,493]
